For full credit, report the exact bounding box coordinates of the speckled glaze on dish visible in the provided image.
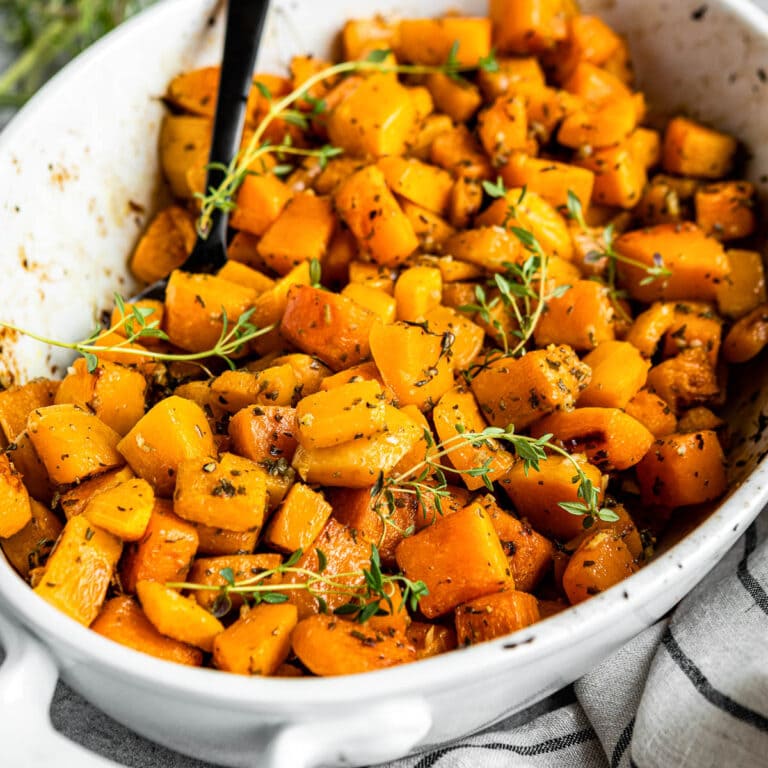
[0,1,768,766]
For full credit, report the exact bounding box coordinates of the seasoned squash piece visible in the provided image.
[577,142,647,209]
[130,205,196,284]
[614,223,729,303]
[5,431,54,504]
[120,499,199,593]
[577,341,650,409]
[430,125,493,180]
[455,590,540,645]
[341,17,400,60]
[55,358,147,436]
[531,407,655,471]
[396,17,491,65]
[407,622,458,659]
[1,498,62,579]
[328,74,418,157]
[280,285,379,371]
[501,153,594,210]
[34,516,122,626]
[216,261,275,295]
[28,404,124,486]
[263,483,333,554]
[187,553,282,612]
[558,99,638,151]
[396,502,510,618]
[500,453,604,540]
[257,193,336,275]
[723,303,768,363]
[92,595,203,666]
[292,614,415,676]
[341,283,397,323]
[118,396,215,497]
[230,172,292,237]
[400,200,457,252]
[193,523,260,557]
[165,66,219,116]
[394,266,443,323]
[716,250,766,319]
[646,348,719,411]
[59,466,135,519]
[423,305,484,370]
[490,0,568,53]
[228,405,298,464]
[661,302,722,366]
[0,452,32,538]
[159,114,211,198]
[83,478,154,542]
[292,405,422,487]
[432,388,514,491]
[625,389,677,438]
[534,280,615,351]
[369,321,454,411]
[478,96,529,166]
[0,379,59,444]
[662,117,737,179]
[377,157,453,215]
[296,380,386,449]
[563,530,638,605]
[136,580,223,652]
[214,603,298,675]
[694,181,756,241]
[211,366,298,412]
[425,73,482,123]
[636,430,727,507]
[163,270,258,353]
[444,227,523,273]
[470,345,590,430]
[174,452,267,533]
[334,165,418,267]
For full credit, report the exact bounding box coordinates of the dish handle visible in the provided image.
[263,696,433,768]
[0,610,123,768]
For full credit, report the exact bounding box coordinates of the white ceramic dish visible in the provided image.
[1,1,768,766]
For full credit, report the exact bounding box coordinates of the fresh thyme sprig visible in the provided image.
[169,545,429,624]
[195,46,499,236]
[462,180,557,356]
[372,425,619,532]
[566,190,672,289]
[0,293,274,372]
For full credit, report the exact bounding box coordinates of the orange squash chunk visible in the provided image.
[578,341,650,409]
[397,17,491,65]
[1,498,63,579]
[455,590,540,645]
[130,205,196,284]
[662,116,737,179]
[263,483,333,554]
[0,452,32,538]
[0,378,59,444]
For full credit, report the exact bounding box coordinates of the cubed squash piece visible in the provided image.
[174,452,267,533]
[499,453,604,540]
[342,17,400,60]
[407,621,458,659]
[646,348,719,411]
[120,500,199,593]
[430,125,493,180]
[216,261,275,295]
[694,181,756,241]
[396,17,491,65]
[534,280,615,351]
[369,321,454,411]
[117,396,216,497]
[341,283,397,323]
[210,366,298,412]
[478,96,529,166]
[562,530,638,605]
[328,74,417,157]
[163,270,258,354]
[470,344,591,430]
[636,430,727,507]
[424,305,485,370]
[159,114,211,198]
[476,55,545,100]
[0,453,32,538]
[425,73,482,123]
[230,172,292,237]
[263,482,333,553]
[54,358,147,436]
[256,192,336,275]
[28,404,124,486]
[0,379,59,444]
[59,466,136,519]
[34,515,122,626]
[130,205,196,284]
[531,407,655,471]
[334,165,418,267]
[558,98,638,151]
[662,116,737,179]
[394,266,443,323]
[213,603,298,675]
[500,153,594,210]
[400,200,457,252]
[193,522,260,557]
[489,0,568,53]
[444,226,523,273]
[717,249,767,319]
[577,142,647,209]
[624,389,677,438]
[228,405,299,464]
[395,502,510,618]
[291,614,415,676]
[280,285,379,371]
[83,478,154,542]
[5,431,55,505]
[578,341,650,409]
[455,590,540,645]
[296,380,386,449]
[1,498,62,579]
[292,405,422,487]
[613,223,729,303]
[92,595,203,666]
[377,156,453,215]
[136,579,223,652]
[432,388,514,491]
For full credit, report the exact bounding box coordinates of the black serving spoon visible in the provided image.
[131,0,270,302]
